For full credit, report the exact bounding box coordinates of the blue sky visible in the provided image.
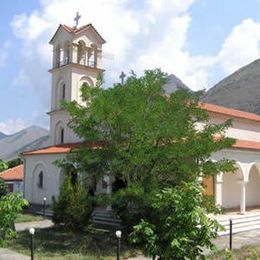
[1,0,260,134]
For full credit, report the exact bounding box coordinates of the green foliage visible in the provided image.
[7,158,22,169]
[0,178,8,198]
[130,182,221,259]
[112,185,153,233]
[202,195,222,214]
[64,69,235,189]
[52,173,93,231]
[0,159,8,173]
[0,193,28,242]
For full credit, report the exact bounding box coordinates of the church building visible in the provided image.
[22,18,260,215]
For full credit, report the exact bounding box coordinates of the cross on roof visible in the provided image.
[119,71,126,85]
[74,12,81,28]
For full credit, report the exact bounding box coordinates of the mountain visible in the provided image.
[0,132,7,140]
[0,126,50,161]
[164,74,190,94]
[204,59,260,114]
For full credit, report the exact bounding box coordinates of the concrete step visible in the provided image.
[215,213,260,236]
[218,215,260,226]
[91,216,122,224]
[219,224,260,236]
[91,209,122,231]
[36,209,53,217]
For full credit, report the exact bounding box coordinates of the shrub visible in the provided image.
[112,185,153,233]
[52,173,93,230]
[130,182,221,259]
[0,193,28,242]
[0,178,8,198]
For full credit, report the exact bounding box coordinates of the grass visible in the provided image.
[15,213,44,223]
[5,226,140,259]
[211,245,260,259]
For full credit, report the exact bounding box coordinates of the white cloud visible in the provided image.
[0,119,27,135]
[11,0,260,98]
[0,109,49,135]
[12,69,30,87]
[217,18,260,74]
[133,15,216,90]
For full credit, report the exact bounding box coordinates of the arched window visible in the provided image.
[60,127,64,144]
[79,76,94,88]
[55,81,65,109]
[61,83,66,100]
[38,171,43,189]
[55,121,65,145]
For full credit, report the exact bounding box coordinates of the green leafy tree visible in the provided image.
[0,193,28,243]
[7,158,22,169]
[62,69,235,255]
[64,69,235,188]
[0,160,7,173]
[0,178,8,198]
[0,160,8,198]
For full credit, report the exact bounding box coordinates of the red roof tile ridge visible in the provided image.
[201,102,260,122]
[21,142,83,155]
[62,24,91,33]
[0,164,24,181]
[0,164,23,174]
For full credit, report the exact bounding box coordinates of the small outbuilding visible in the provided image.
[0,165,24,193]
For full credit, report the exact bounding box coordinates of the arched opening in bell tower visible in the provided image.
[88,43,97,68]
[63,41,71,64]
[78,40,86,65]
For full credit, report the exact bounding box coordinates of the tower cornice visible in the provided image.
[48,62,105,73]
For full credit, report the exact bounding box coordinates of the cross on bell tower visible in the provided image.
[74,12,81,29]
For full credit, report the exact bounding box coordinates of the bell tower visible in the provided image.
[48,17,106,145]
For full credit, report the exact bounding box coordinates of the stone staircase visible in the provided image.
[216,213,260,236]
[91,207,122,231]
[26,204,53,217]
[36,208,53,217]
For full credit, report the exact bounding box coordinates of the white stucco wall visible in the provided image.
[49,110,81,145]
[208,113,260,141]
[23,153,66,205]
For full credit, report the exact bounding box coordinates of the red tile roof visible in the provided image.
[21,137,260,156]
[233,139,260,151]
[62,24,90,33]
[202,103,260,123]
[0,165,24,181]
[49,24,106,44]
[22,143,80,156]
[21,142,102,156]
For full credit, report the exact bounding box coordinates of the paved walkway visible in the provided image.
[214,228,260,251]
[15,219,54,232]
[0,249,29,260]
